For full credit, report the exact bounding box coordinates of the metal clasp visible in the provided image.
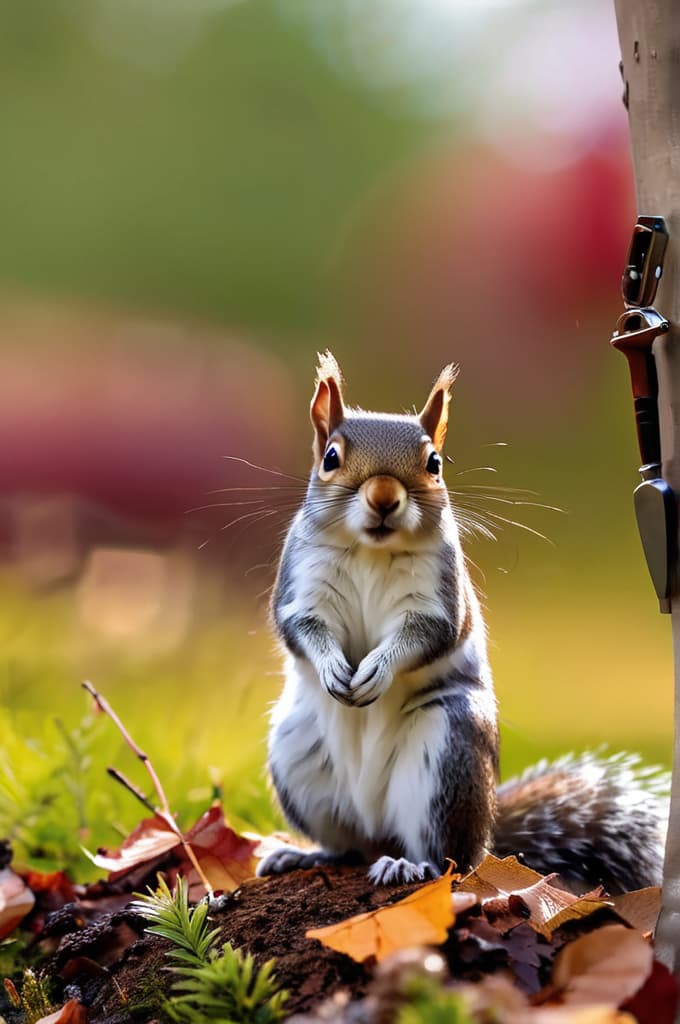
[611,308,669,476]
[622,216,668,308]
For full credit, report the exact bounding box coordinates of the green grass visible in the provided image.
[0,571,282,878]
[0,531,673,882]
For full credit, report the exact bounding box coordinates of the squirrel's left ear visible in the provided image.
[311,350,346,462]
[419,364,459,452]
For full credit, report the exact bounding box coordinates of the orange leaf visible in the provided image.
[20,869,75,902]
[551,924,653,1007]
[0,866,35,940]
[306,866,464,963]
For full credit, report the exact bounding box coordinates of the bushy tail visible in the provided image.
[493,752,669,894]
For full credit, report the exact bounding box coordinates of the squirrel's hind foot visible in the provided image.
[256,845,364,877]
[368,856,439,886]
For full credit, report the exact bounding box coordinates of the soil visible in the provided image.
[46,866,432,1023]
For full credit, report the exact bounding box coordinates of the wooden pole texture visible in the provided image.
[613,0,680,972]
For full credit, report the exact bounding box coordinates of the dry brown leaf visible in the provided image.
[551,924,653,1007]
[183,803,259,892]
[90,803,257,893]
[91,813,178,875]
[34,998,88,1024]
[508,876,577,938]
[611,887,661,935]
[0,866,36,940]
[543,890,611,937]
[458,853,544,898]
[306,866,461,963]
[459,855,609,939]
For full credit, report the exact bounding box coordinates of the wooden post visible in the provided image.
[613,0,680,973]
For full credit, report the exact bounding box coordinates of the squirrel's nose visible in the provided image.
[364,476,407,518]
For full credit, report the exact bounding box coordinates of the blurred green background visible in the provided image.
[0,0,671,874]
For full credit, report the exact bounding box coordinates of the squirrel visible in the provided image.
[256,352,668,893]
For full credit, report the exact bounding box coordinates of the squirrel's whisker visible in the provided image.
[455,466,498,476]
[221,455,308,484]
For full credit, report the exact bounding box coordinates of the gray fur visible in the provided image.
[495,752,669,893]
[263,364,668,894]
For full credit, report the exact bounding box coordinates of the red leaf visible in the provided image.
[88,803,257,893]
[34,998,87,1024]
[183,803,258,893]
[620,959,679,1024]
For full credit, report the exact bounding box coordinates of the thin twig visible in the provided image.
[83,680,214,896]
[106,767,156,815]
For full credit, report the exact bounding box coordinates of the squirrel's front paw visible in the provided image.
[319,654,354,705]
[349,650,393,706]
[368,856,439,886]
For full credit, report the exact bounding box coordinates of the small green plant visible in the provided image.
[398,976,475,1024]
[131,875,220,969]
[167,944,288,1024]
[4,968,56,1024]
[132,876,288,1024]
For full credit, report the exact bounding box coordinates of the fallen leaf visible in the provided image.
[306,866,461,963]
[183,803,259,892]
[611,887,661,935]
[459,853,544,899]
[459,855,609,939]
[542,890,611,937]
[550,924,653,1007]
[620,958,679,1024]
[87,803,257,893]
[456,977,635,1023]
[34,998,87,1024]
[89,814,178,876]
[20,869,75,902]
[529,1008,636,1023]
[0,866,36,939]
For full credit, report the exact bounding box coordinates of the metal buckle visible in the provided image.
[622,216,668,308]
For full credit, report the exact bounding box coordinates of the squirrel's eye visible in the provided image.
[426,451,442,476]
[323,446,341,472]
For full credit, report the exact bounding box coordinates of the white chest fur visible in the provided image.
[269,657,452,861]
[269,530,476,861]
[280,533,446,665]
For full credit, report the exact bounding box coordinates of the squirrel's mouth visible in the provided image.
[364,524,395,541]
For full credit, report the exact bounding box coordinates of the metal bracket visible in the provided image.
[611,217,675,613]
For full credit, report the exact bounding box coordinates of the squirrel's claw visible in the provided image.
[257,845,364,876]
[319,654,354,704]
[350,650,393,706]
[368,855,440,886]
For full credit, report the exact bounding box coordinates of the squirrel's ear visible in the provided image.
[310,351,346,460]
[419,364,459,452]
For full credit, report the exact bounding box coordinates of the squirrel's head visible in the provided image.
[306,351,458,549]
